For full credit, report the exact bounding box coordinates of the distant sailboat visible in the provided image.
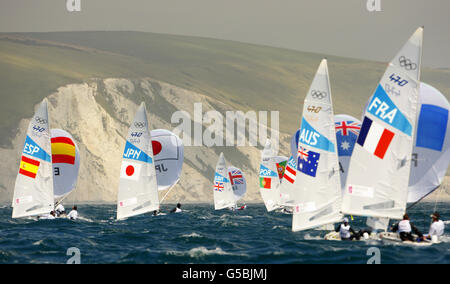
[286,59,343,232]
[259,139,288,211]
[341,27,424,220]
[12,99,54,218]
[117,102,159,220]
[213,153,236,210]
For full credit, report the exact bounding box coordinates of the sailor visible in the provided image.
[67,206,78,220]
[423,212,445,241]
[55,203,65,217]
[153,209,161,216]
[38,211,56,220]
[170,203,182,213]
[335,217,358,241]
[391,214,423,242]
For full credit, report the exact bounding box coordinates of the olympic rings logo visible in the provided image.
[134,122,146,128]
[399,56,417,71]
[311,90,327,99]
[35,117,47,124]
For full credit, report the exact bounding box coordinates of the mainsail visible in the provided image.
[213,153,236,210]
[259,140,285,211]
[51,129,80,204]
[117,102,159,219]
[12,99,54,218]
[290,59,342,231]
[341,27,424,219]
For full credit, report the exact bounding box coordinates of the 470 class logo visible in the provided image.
[307,105,322,113]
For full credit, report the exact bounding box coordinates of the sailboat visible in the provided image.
[259,139,288,212]
[51,129,80,207]
[213,153,236,210]
[284,59,342,232]
[341,27,424,221]
[12,99,54,218]
[116,102,159,220]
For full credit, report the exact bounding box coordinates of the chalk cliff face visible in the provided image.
[0,78,291,204]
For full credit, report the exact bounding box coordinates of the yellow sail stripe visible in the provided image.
[51,142,75,156]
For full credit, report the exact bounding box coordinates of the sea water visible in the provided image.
[0,202,448,264]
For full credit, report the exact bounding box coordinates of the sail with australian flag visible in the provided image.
[12,99,54,218]
[117,102,159,220]
[289,59,342,232]
[341,27,424,219]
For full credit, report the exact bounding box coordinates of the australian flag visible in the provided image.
[297,146,320,177]
[335,120,361,157]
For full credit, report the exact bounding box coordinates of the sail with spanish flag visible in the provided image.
[51,129,80,204]
[12,99,54,218]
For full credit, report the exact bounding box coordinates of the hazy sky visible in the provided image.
[1,0,449,68]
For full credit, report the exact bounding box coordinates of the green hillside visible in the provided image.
[1,31,449,146]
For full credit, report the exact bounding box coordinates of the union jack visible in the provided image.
[214,181,224,192]
[298,146,309,161]
[335,121,361,136]
[229,169,244,185]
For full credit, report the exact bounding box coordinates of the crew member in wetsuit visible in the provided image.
[391,213,423,242]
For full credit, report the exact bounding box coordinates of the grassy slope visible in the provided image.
[1,31,449,147]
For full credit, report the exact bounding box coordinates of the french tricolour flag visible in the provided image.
[357,117,395,159]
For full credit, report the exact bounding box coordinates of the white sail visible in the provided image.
[12,99,54,218]
[334,115,362,192]
[117,102,159,219]
[291,59,343,232]
[228,166,246,202]
[150,129,184,191]
[408,83,450,204]
[342,27,424,219]
[51,129,80,204]
[259,140,285,211]
[213,153,236,210]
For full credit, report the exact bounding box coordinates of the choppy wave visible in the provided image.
[0,203,448,263]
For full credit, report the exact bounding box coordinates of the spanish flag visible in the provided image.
[51,136,76,164]
[19,155,40,179]
[260,177,271,189]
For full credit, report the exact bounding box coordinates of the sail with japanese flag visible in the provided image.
[342,27,424,219]
[289,59,342,232]
[213,153,236,210]
[116,102,159,219]
[12,99,54,218]
[259,140,287,211]
[51,129,80,204]
[150,129,184,191]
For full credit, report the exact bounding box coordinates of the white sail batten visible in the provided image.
[291,59,343,231]
[117,102,159,220]
[213,153,236,210]
[342,27,424,219]
[12,99,54,218]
